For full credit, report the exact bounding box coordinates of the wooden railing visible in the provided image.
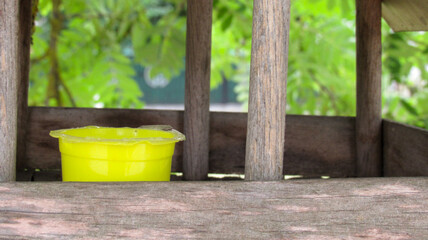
[23,107,355,177]
[2,178,428,238]
[16,107,428,180]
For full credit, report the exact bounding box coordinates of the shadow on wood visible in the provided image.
[24,107,356,178]
[383,119,428,176]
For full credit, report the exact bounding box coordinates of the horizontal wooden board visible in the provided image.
[24,107,356,177]
[383,119,428,176]
[382,0,428,31]
[1,178,427,239]
[283,114,356,176]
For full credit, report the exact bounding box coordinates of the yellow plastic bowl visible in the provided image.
[50,126,185,182]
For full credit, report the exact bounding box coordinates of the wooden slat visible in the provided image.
[24,107,356,177]
[383,120,428,176]
[245,0,291,180]
[1,178,427,238]
[16,0,32,171]
[284,115,356,177]
[356,0,382,177]
[183,0,213,180]
[0,1,31,181]
[382,0,428,32]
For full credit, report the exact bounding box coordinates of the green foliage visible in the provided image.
[210,0,428,128]
[213,0,357,115]
[382,30,428,128]
[30,0,428,129]
[286,0,356,116]
[30,0,186,108]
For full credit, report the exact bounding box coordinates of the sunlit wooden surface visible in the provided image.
[1,178,427,239]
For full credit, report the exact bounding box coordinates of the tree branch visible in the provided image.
[58,76,76,107]
[30,50,49,65]
[46,0,63,106]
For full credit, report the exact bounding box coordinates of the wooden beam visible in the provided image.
[356,0,382,177]
[23,107,356,177]
[382,0,428,32]
[383,120,428,176]
[16,0,32,172]
[1,178,428,238]
[0,0,31,181]
[183,0,213,180]
[245,0,291,180]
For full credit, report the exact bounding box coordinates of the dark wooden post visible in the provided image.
[0,0,31,181]
[356,0,382,177]
[245,0,291,181]
[17,0,32,172]
[183,0,213,180]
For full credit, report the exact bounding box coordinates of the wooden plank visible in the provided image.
[183,0,213,180]
[0,1,19,181]
[16,0,32,171]
[383,120,428,176]
[284,115,355,177]
[209,112,247,175]
[356,0,382,177]
[24,107,356,177]
[382,0,428,32]
[1,178,427,239]
[245,0,291,180]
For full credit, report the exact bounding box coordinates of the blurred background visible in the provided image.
[29,0,428,128]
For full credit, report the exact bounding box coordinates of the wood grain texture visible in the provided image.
[356,0,382,177]
[284,115,356,177]
[245,0,290,181]
[16,0,32,171]
[23,107,356,177]
[1,178,427,239]
[0,1,19,181]
[383,119,428,176]
[183,0,213,180]
[382,0,428,32]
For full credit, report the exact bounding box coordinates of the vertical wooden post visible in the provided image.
[17,0,32,172]
[356,0,382,177]
[245,0,290,181]
[183,0,213,180]
[0,0,31,181]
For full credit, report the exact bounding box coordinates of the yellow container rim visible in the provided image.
[49,125,185,145]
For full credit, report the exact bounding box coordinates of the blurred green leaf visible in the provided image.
[221,14,233,31]
[217,7,228,19]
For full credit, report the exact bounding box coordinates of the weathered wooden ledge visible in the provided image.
[1,178,427,239]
